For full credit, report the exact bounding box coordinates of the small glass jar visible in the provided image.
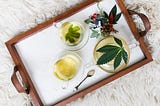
[49,51,84,90]
[94,35,130,73]
[58,21,89,51]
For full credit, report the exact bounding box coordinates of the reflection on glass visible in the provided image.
[53,54,81,80]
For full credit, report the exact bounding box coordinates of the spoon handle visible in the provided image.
[75,76,88,90]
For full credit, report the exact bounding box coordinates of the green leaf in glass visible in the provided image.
[114,52,122,69]
[97,48,120,65]
[122,50,128,64]
[96,45,119,52]
[114,37,123,47]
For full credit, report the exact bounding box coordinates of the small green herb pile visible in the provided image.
[96,37,128,69]
[65,24,81,44]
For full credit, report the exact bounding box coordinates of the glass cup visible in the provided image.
[53,21,89,51]
[93,35,130,73]
[49,51,84,90]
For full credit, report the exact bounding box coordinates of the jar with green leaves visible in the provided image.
[59,21,89,51]
[94,36,130,72]
[59,21,83,46]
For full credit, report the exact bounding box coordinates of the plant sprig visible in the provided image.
[96,37,128,69]
[65,24,81,43]
[84,4,122,38]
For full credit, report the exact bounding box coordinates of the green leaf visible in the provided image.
[97,54,114,65]
[114,52,122,69]
[71,32,80,38]
[110,5,117,17]
[68,37,75,43]
[97,48,120,65]
[114,13,122,24]
[84,19,93,24]
[68,24,73,32]
[91,30,100,38]
[114,37,123,47]
[65,24,81,43]
[122,50,128,64]
[72,26,80,32]
[103,11,109,19]
[96,45,120,52]
[65,34,70,41]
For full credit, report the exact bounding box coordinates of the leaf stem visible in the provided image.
[97,1,103,16]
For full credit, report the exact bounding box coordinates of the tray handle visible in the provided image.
[11,66,29,94]
[128,10,151,37]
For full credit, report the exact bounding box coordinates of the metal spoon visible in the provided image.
[74,70,95,90]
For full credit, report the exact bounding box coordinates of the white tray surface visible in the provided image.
[15,0,145,105]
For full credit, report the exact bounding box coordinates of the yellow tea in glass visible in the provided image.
[53,54,81,80]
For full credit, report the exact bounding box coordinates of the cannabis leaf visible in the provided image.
[122,49,128,64]
[96,45,119,52]
[96,37,128,70]
[114,52,122,70]
[65,24,81,43]
[114,37,122,47]
[97,47,120,65]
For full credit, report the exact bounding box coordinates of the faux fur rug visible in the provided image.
[0,0,160,106]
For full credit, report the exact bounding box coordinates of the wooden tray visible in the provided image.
[6,0,152,105]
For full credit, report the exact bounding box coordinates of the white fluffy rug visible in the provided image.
[0,0,160,106]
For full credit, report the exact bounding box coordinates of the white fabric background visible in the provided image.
[0,0,160,106]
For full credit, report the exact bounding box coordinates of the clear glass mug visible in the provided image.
[93,35,139,73]
[49,51,84,90]
[53,21,89,51]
